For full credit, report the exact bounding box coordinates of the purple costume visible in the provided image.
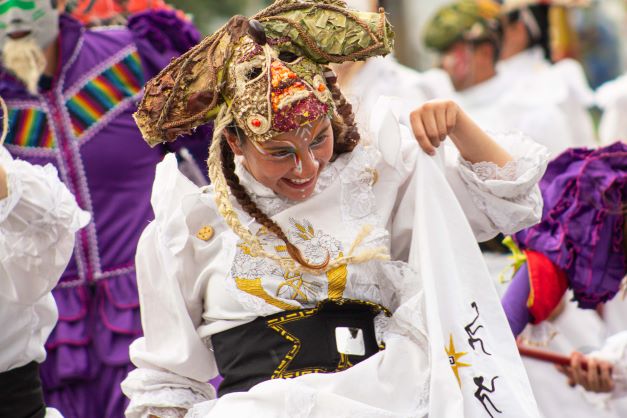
[1,11,208,418]
[502,142,627,335]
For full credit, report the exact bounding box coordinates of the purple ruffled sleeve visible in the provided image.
[128,10,212,181]
[127,10,200,80]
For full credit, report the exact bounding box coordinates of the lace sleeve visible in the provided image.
[454,131,549,239]
[122,368,215,418]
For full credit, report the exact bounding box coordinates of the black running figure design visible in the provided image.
[465,302,491,356]
[473,376,502,418]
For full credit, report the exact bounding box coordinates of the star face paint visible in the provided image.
[0,0,59,50]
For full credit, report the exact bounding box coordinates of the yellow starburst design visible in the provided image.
[445,333,471,387]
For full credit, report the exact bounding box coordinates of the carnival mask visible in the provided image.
[0,0,59,50]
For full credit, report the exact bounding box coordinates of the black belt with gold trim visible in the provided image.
[211,299,391,397]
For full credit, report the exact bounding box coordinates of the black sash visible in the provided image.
[0,361,46,418]
[211,299,390,397]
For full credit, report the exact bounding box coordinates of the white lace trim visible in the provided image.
[122,368,215,418]
[461,159,519,182]
[455,131,549,234]
[145,406,188,418]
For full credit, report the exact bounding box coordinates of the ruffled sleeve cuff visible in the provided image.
[122,368,216,418]
[456,131,550,235]
[0,158,90,302]
[590,331,627,399]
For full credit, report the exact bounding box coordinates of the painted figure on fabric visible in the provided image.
[0,1,209,417]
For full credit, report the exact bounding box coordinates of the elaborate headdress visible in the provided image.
[424,0,502,52]
[134,0,394,273]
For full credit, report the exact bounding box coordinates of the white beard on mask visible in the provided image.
[2,36,46,95]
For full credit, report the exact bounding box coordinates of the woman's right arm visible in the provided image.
[123,222,217,418]
[122,154,218,418]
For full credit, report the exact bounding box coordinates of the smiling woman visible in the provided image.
[122,1,549,417]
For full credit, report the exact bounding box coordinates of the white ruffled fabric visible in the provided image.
[590,331,627,399]
[596,73,627,146]
[123,105,547,417]
[0,145,90,372]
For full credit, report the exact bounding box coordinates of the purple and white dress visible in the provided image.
[0,11,208,418]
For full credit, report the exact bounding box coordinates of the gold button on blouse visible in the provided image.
[196,226,214,241]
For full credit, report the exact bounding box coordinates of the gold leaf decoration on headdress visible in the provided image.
[134,0,394,146]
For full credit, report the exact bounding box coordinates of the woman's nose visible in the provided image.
[293,149,318,177]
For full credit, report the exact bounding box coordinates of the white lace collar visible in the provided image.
[233,150,354,217]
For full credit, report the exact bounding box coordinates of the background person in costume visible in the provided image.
[0,95,90,418]
[122,1,548,417]
[596,73,627,146]
[0,1,210,417]
[423,0,572,157]
[500,141,627,415]
[333,0,454,130]
[497,0,597,148]
[66,0,189,26]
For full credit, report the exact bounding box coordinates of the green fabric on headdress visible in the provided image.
[135,0,394,146]
[424,0,501,52]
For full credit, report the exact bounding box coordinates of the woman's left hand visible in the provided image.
[409,99,460,156]
[410,99,512,167]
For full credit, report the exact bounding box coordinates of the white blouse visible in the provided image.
[596,73,627,146]
[497,47,597,149]
[122,112,548,418]
[0,145,90,372]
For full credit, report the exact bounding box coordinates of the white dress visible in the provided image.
[122,109,548,418]
[455,71,574,158]
[596,73,627,146]
[497,46,597,150]
[340,56,454,129]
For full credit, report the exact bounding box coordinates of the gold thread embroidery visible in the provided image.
[266,299,391,379]
[326,252,347,299]
[235,278,300,311]
[276,272,321,303]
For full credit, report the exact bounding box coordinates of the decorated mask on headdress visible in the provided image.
[0,0,59,50]
[134,0,394,273]
[134,0,394,146]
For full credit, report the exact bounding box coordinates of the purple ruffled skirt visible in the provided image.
[40,271,141,418]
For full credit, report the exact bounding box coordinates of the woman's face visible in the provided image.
[228,116,334,201]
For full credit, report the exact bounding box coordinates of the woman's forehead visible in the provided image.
[264,117,331,146]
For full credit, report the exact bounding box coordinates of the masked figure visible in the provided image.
[0,1,209,417]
